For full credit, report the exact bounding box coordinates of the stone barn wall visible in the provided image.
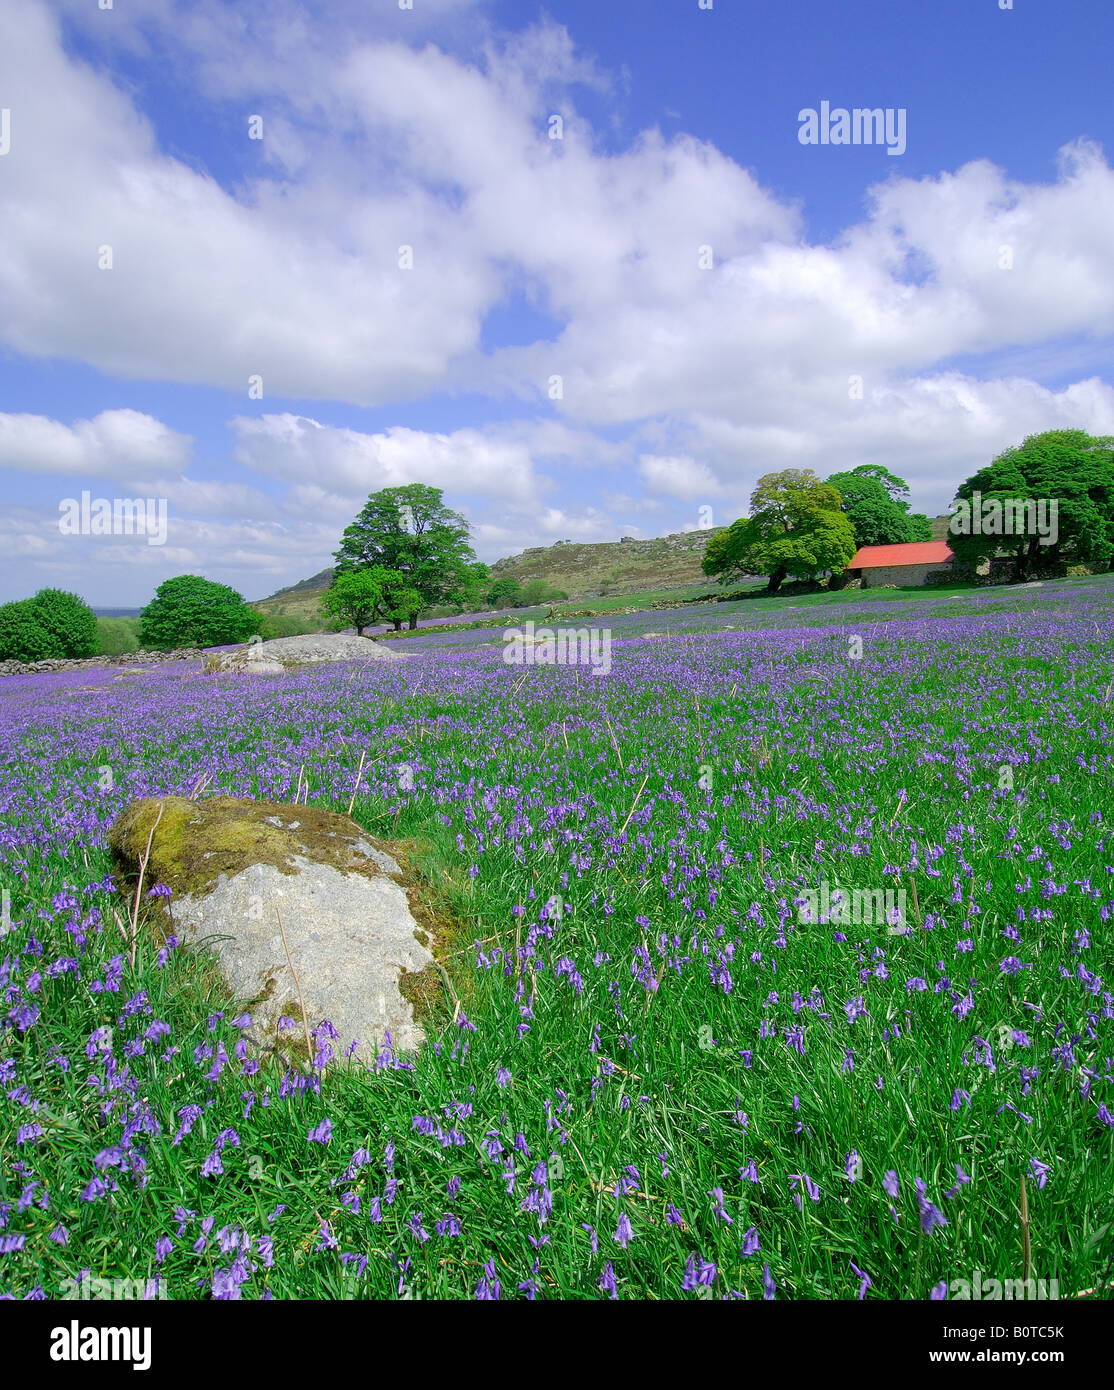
[859,561,954,589]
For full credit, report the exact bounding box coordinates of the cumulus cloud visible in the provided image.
[2,0,1114,601]
[0,409,193,477]
[232,415,542,503]
[638,454,726,501]
[5,3,1113,434]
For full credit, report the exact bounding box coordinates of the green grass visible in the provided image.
[95,616,141,656]
[2,583,1112,1300]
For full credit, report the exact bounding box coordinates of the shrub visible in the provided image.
[31,589,98,658]
[139,576,261,651]
[486,576,523,609]
[0,600,60,662]
[518,578,568,607]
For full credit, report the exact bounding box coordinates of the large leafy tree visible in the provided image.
[826,465,932,547]
[949,430,1114,580]
[703,469,857,595]
[321,567,421,635]
[140,576,260,650]
[333,484,479,629]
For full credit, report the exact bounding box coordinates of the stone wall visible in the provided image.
[860,562,953,589]
[0,648,202,679]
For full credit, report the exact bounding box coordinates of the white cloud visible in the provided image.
[638,454,725,501]
[5,4,1114,435]
[232,414,542,503]
[0,409,193,477]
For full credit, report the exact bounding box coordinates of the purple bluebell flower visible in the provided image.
[613,1212,634,1248]
[914,1179,947,1234]
[475,1260,501,1300]
[682,1253,716,1291]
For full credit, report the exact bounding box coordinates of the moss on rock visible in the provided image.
[107,795,400,900]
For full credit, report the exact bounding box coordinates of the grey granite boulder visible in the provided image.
[108,796,434,1063]
[205,633,404,672]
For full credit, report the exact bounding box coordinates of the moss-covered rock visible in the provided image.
[107,796,435,1062]
[108,796,401,900]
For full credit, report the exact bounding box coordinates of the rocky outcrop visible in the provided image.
[205,633,405,672]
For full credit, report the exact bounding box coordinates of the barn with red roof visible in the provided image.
[847,540,956,588]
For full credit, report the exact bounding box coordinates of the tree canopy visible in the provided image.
[703,469,857,595]
[948,429,1114,580]
[139,576,260,651]
[826,465,932,548]
[0,589,98,662]
[333,484,481,629]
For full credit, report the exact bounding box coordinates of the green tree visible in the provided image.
[322,567,421,635]
[949,429,1114,580]
[31,589,98,659]
[703,469,857,596]
[486,575,523,609]
[139,576,261,651]
[333,484,478,629]
[0,600,60,662]
[826,466,932,548]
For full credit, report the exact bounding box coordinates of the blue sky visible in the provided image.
[1,0,1112,605]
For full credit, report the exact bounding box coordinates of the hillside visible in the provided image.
[252,567,334,620]
[253,529,727,616]
[487,528,726,599]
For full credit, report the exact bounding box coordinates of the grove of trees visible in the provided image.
[704,432,1114,596]
[824,464,932,548]
[321,567,422,635]
[484,575,568,610]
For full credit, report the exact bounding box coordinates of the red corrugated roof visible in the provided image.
[849,541,954,568]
